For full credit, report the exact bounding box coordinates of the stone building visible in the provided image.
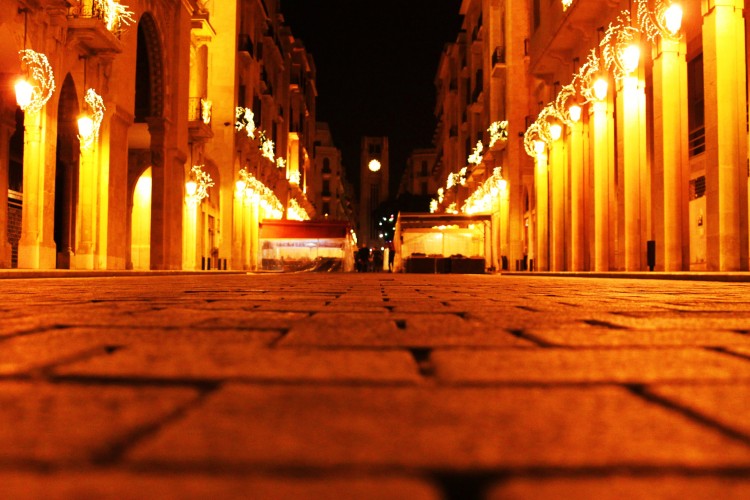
[399,148,438,198]
[310,122,356,225]
[1,0,335,271]
[433,0,750,272]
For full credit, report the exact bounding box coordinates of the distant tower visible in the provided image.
[359,136,389,246]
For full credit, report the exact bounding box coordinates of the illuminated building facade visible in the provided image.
[311,122,356,225]
[434,0,750,272]
[1,0,334,271]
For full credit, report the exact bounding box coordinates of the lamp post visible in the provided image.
[639,0,688,271]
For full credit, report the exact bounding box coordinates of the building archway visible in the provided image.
[131,167,152,270]
[54,74,80,269]
[127,12,167,269]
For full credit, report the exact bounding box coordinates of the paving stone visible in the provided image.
[281,312,531,347]
[0,472,440,500]
[0,327,277,375]
[126,385,750,469]
[0,382,197,464]
[432,348,750,384]
[647,383,750,438]
[55,344,421,383]
[486,476,750,500]
[525,328,750,347]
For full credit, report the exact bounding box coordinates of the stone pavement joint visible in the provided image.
[1,273,750,498]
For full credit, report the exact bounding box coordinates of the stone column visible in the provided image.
[619,74,648,271]
[550,137,565,271]
[534,148,549,271]
[74,143,98,270]
[592,100,611,271]
[702,0,748,270]
[18,111,55,269]
[569,120,584,271]
[653,35,689,271]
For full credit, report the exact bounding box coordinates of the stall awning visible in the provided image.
[260,220,351,239]
[396,212,492,229]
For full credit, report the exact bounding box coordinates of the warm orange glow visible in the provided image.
[534,140,546,155]
[14,79,33,109]
[621,44,641,74]
[77,115,94,139]
[368,159,381,172]
[593,78,609,101]
[185,180,198,197]
[664,3,683,36]
[569,104,582,123]
[549,123,562,141]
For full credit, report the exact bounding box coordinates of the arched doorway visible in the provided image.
[54,74,80,269]
[131,167,152,270]
[127,13,166,269]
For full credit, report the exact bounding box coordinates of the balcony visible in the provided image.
[491,46,506,77]
[188,97,213,141]
[66,0,127,55]
[238,33,254,58]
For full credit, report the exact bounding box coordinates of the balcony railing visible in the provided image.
[688,126,705,157]
[67,0,131,39]
[188,97,212,124]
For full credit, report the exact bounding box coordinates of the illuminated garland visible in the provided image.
[467,140,484,166]
[200,98,212,124]
[235,107,256,137]
[600,11,640,81]
[488,120,509,147]
[78,88,105,150]
[463,166,507,215]
[185,164,214,205]
[637,0,682,43]
[287,198,309,221]
[95,0,135,35]
[236,168,284,219]
[18,50,55,114]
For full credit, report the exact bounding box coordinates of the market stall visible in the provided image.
[258,220,356,272]
[393,213,492,274]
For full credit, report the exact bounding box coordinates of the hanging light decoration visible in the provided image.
[95,0,135,35]
[235,168,284,219]
[467,140,484,165]
[287,198,309,221]
[185,164,214,205]
[488,120,509,147]
[235,107,256,137]
[637,0,683,42]
[16,50,55,113]
[601,12,641,80]
[78,88,105,150]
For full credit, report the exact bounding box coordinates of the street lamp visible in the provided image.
[368,159,381,172]
[549,123,562,141]
[569,104,582,122]
[593,78,608,101]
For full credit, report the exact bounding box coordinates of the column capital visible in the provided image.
[702,0,745,15]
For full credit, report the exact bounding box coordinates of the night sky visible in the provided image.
[280,0,463,196]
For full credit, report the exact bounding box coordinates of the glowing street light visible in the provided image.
[549,123,563,141]
[533,140,546,155]
[14,79,33,109]
[569,104,582,123]
[593,78,609,101]
[621,44,641,74]
[368,159,381,172]
[77,115,94,139]
[664,4,683,35]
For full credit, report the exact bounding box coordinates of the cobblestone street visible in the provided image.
[2,273,750,499]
